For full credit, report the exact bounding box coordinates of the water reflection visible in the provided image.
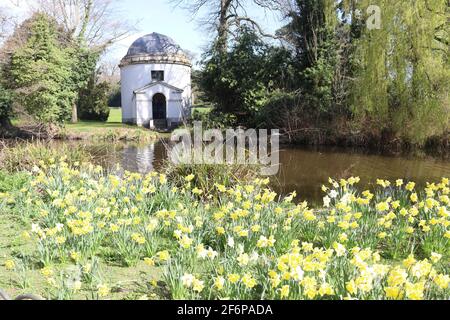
[85,141,450,205]
[273,146,450,204]
[85,141,168,174]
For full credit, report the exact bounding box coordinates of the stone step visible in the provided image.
[153,119,167,129]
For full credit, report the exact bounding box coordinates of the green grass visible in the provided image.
[10,108,123,128]
[61,108,158,142]
[192,106,212,115]
[66,108,126,133]
[0,211,164,300]
[11,108,136,134]
[0,170,164,300]
[107,108,122,123]
[65,122,135,133]
[7,107,158,143]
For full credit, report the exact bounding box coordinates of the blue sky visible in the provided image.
[0,0,285,64]
[111,0,285,63]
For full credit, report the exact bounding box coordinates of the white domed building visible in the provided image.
[119,33,192,130]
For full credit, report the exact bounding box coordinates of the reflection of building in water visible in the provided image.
[122,144,156,174]
[120,142,169,174]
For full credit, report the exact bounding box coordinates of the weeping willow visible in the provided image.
[350,0,449,143]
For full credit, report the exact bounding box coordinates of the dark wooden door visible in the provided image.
[152,93,166,120]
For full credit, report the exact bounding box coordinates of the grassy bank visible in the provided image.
[0,141,93,172]
[0,155,448,300]
[59,108,158,142]
[7,108,159,143]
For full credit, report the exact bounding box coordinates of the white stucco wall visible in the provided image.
[120,63,191,125]
[135,83,183,126]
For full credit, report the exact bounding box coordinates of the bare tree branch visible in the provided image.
[169,0,282,53]
[31,0,138,51]
[0,6,18,45]
[233,16,283,39]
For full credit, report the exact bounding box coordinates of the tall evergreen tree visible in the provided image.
[281,0,343,116]
[9,13,76,124]
[67,44,99,122]
[0,81,13,127]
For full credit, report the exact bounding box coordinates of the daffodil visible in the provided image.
[215,276,225,290]
[433,274,450,289]
[280,285,290,299]
[4,259,15,270]
[385,287,403,299]
[97,284,110,298]
[241,274,257,289]
[430,252,442,264]
[156,250,170,262]
[228,274,240,284]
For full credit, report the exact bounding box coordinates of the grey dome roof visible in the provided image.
[126,33,186,57]
[120,32,191,67]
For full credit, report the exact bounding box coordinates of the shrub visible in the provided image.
[107,84,121,108]
[78,78,111,122]
[9,13,76,124]
[191,109,238,129]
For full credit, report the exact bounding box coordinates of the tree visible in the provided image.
[0,81,13,128]
[32,0,136,122]
[33,0,135,50]
[9,13,76,124]
[200,27,294,124]
[172,0,281,54]
[78,73,110,121]
[66,44,99,123]
[0,7,14,128]
[350,0,449,143]
[280,0,351,117]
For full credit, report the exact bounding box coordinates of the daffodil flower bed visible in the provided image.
[0,159,449,300]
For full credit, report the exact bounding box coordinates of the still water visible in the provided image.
[85,140,450,205]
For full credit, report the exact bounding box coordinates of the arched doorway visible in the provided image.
[152,93,166,120]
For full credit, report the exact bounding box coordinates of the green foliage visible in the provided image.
[191,109,237,129]
[9,13,76,124]
[69,46,99,94]
[285,0,340,115]
[256,91,300,127]
[68,44,100,119]
[199,1,347,131]
[349,0,449,144]
[107,84,121,108]
[0,82,13,119]
[0,171,29,193]
[164,161,258,199]
[199,27,295,124]
[78,74,111,122]
[198,0,449,148]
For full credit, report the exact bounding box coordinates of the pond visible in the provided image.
[84,139,450,206]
